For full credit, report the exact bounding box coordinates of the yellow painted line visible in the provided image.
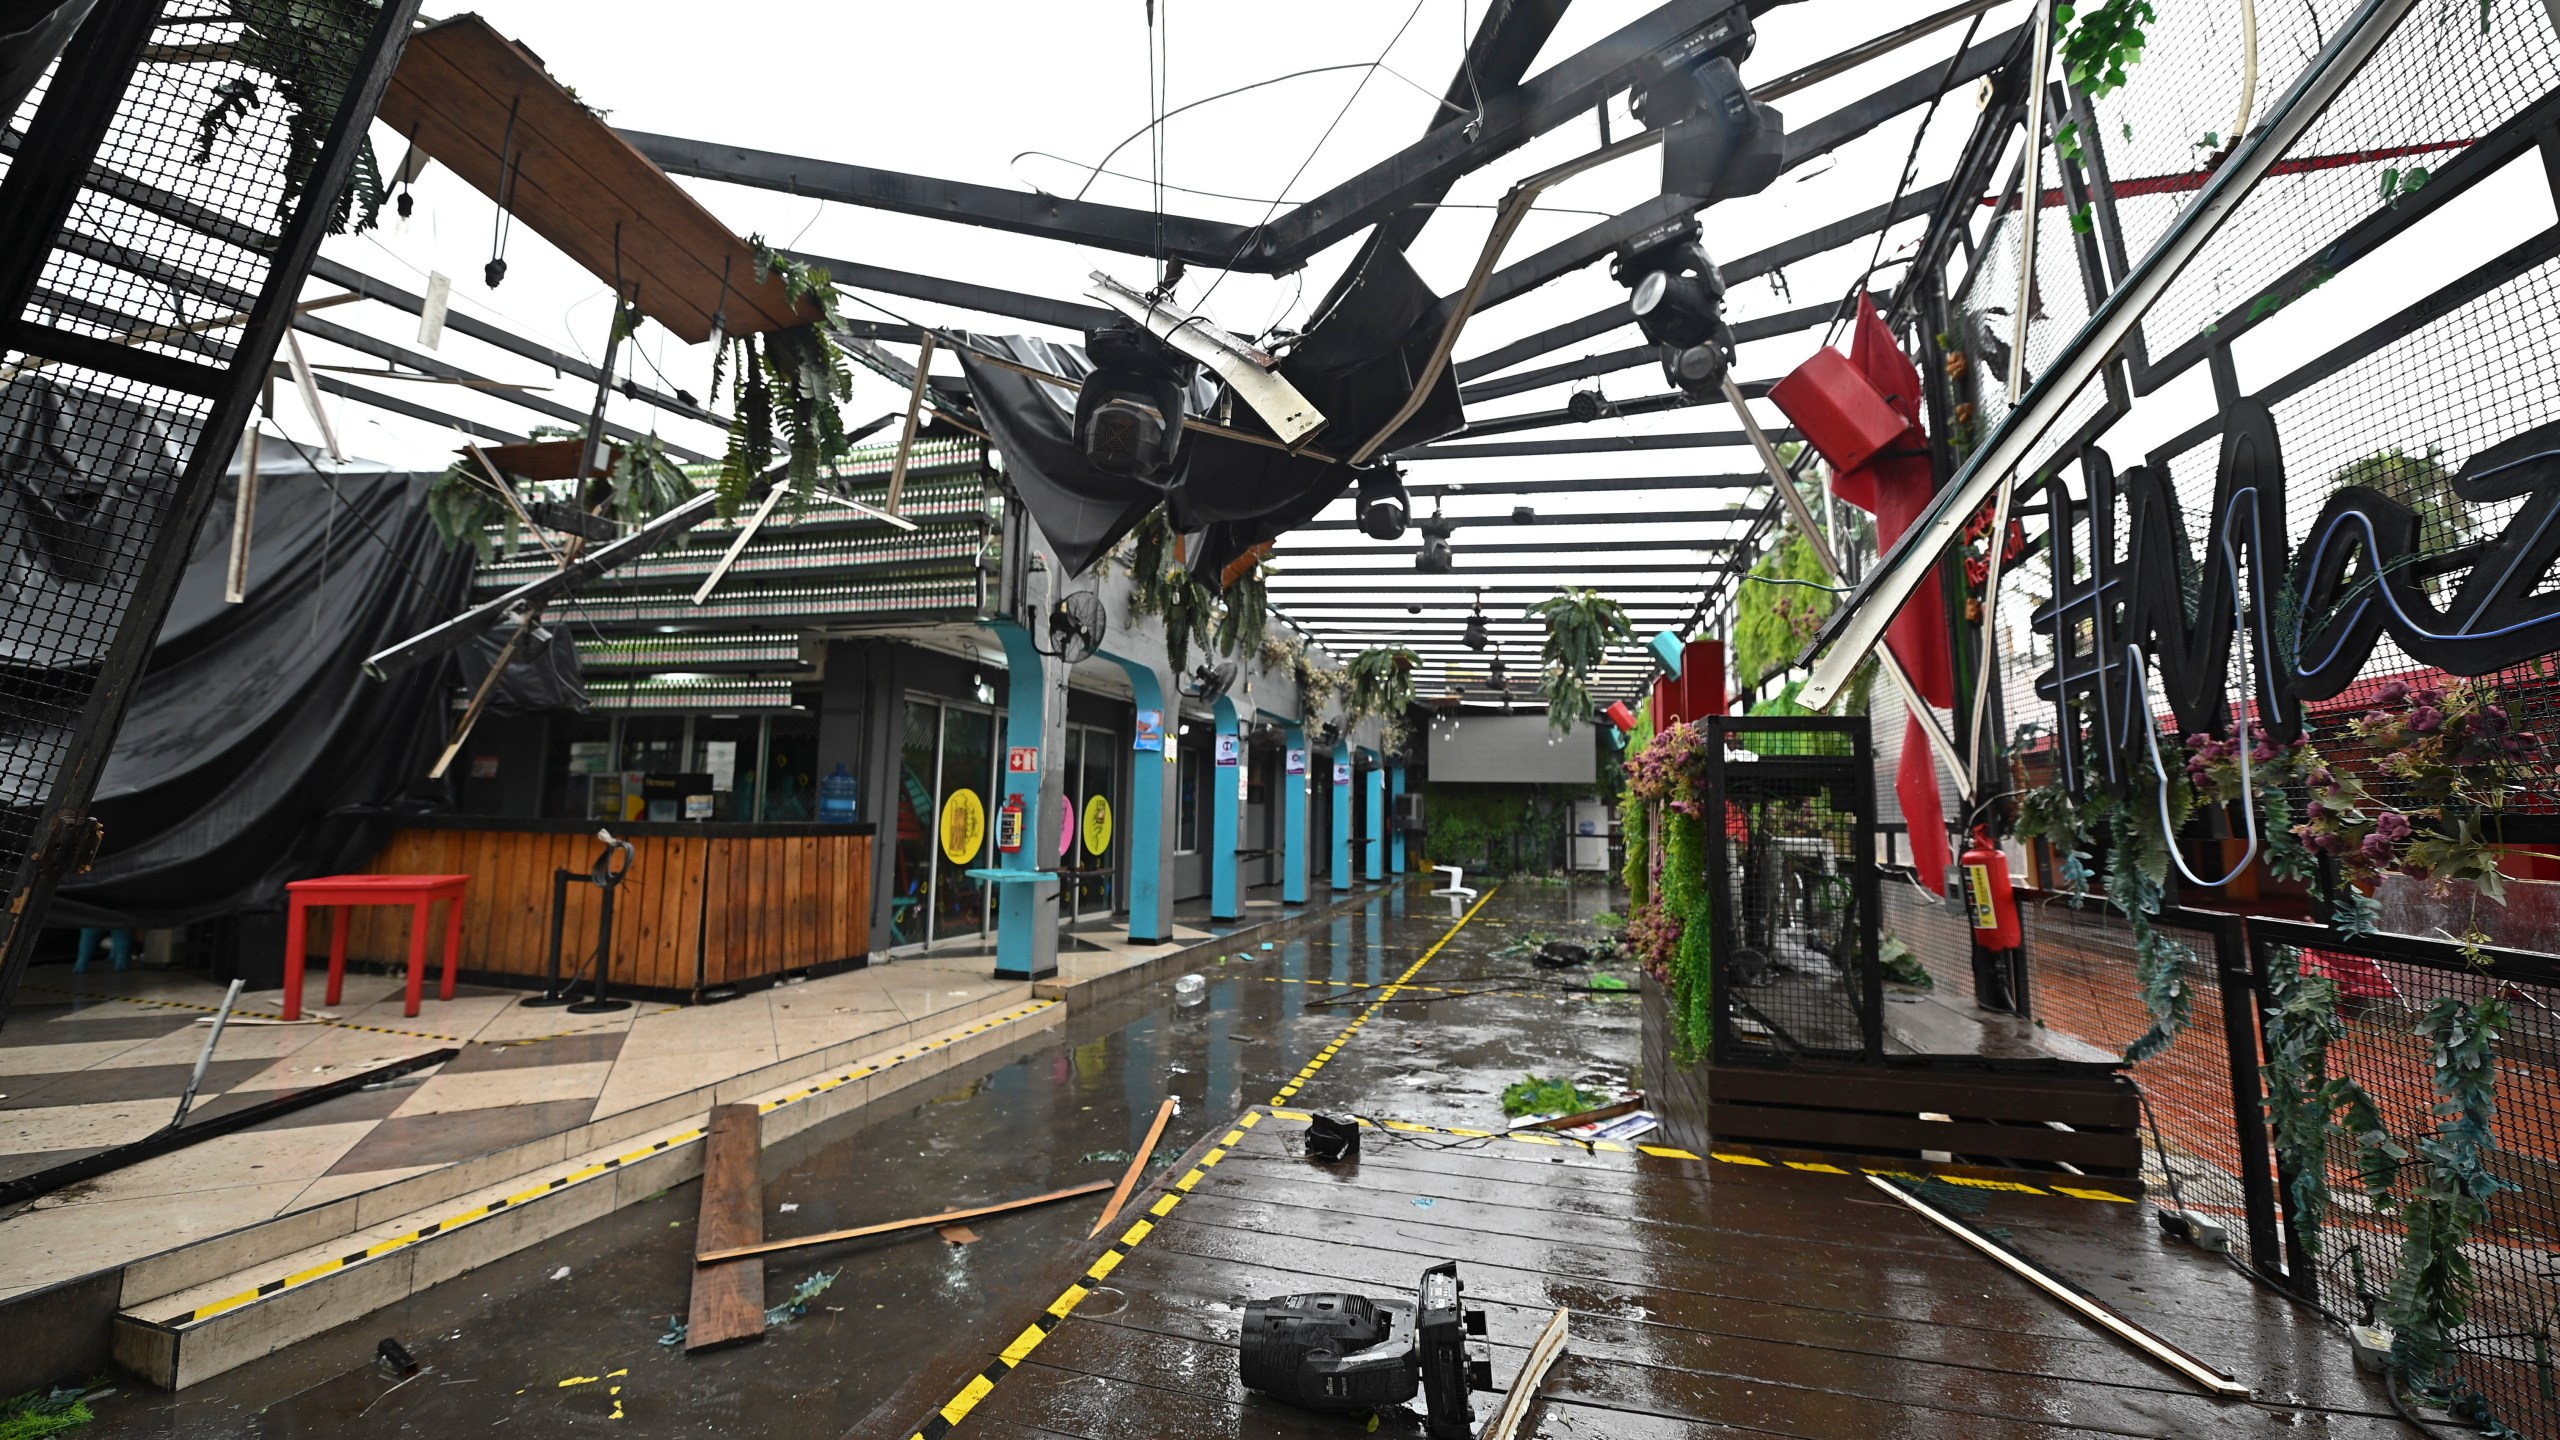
[1264,884,1501,1107]
[25,983,464,1043]
[1710,1151,1773,1166]
[2053,1185,2137,1203]
[175,998,1060,1326]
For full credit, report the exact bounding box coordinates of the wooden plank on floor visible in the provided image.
[686,1102,765,1352]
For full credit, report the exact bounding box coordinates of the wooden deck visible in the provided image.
[875,1106,2405,1439]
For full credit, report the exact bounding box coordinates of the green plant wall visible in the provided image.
[1422,784,1580,875]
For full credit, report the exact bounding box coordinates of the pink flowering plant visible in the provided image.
[2293,678,2546,924]
[1623,719,1706,817]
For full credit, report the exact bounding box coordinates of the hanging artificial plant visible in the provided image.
[1347,646,1419,722]
[1624,719,1712,1058]
[1215,561,1272,661]
[1732,534,1836,689]
[2261,946,2401,1261]
[194,0,388,233]
[2386,995,2517,1424]
[713,240,858,517]
[1526,589,1632,732]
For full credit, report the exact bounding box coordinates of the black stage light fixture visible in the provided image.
[1355,462,1410,541]
[1240,1262,1490,1438]
[1616,229,1736,403]
[1304,1112,1360,1162]
[1415,511,1456,574]
[1462,595,1490,651]
[1075,320,1194,485]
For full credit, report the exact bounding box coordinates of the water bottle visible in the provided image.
[819,763,859,823]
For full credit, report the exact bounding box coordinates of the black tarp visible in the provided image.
[955,250,1465,580]
[47,435,471,928]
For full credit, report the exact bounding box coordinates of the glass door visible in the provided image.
[1069,725,1120,921]
[933,705,996,946]
[892,700,939,948]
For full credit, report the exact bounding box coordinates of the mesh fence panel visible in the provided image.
[1709,719,1876,1062]
[0,0,405,976]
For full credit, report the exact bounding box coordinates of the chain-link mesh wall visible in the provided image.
[0,0,415,1010]
[1705,718,1879,1063]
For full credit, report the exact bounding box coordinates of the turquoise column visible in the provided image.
[1104,652,1179,943]
[1281,726,1309,904]
[1364,757,1385,881]
[989,620,1061,980]
[1330,740,1352,892]
[1210,697,1242,920]
[1388,762,1408,874]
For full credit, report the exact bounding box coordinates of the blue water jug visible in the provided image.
[819,763,859,823]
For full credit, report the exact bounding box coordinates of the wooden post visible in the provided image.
[223,418,259,604]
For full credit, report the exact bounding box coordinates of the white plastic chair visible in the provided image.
[1430,864,1478,916]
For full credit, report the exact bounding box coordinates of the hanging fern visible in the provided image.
[194,0,390,234]
[2386,995,2517,1405]
[1159,569,1218,678]
[1126,510,1175,615]
[1347,647,1419,722]
[711,241,858,517]
[425,457,518,562]
[1216,561,1270,659]
[1526,588,1633,731]
[605,432,694,528]
[2262,947,2401,1260]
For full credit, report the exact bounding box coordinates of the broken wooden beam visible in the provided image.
[696,1181,1114,1265]
[1090,1098,1176,1239]
[685,1103,766,1352]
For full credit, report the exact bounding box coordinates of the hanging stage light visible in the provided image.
[1355,462,1410,541]
[1616,229,1734,402]
[1074,320,1193,484]
[1634,53,1785,205]
[1462,608,1490,651]
[1415,509,1455,574]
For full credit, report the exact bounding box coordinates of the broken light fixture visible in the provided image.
[1239,1261,1491,1439]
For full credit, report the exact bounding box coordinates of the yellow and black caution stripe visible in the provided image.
[1260,1107,2140,1203]
[907,1109,1266,1440]
[171,997,1060,1327]
[1269,884,1498,1107]
[902,1097,2140,1438]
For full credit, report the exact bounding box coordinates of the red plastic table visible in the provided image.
[283,874,470,1019]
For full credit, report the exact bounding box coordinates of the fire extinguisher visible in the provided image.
[1962,825,2021,950]
[997,794,1026,853]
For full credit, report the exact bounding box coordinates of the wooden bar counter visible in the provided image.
[341,817,874,997]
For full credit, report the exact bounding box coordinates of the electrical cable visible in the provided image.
[1057,61,1472,205]
[1822,10,1989,352]
[1189,0,1433,318]
[1014,153,1618,216]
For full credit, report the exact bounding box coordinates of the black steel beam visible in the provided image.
[624,2,1742,273]
[307,256,726,429]
[293,313,715,462]
[310,373,527,446]
[1406,471,1764,497]
[1276,537,1741,557]
[1393,426,1791,460]
[1298,506,1753,531]
[785,248,1114,333]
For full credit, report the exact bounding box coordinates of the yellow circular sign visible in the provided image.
[939,789,986,866]
[1082,794,1114,856]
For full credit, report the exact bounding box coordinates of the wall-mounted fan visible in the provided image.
[1182,658,1238,702]
[1040,591,1108,663]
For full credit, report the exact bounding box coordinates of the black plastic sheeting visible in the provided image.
[47,436,471,929]
[956,250,1464,580]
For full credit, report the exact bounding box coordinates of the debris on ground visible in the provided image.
[1500,1075,1607,1119]
[376,1338,419,1378]
[0,1385,96,1440]
[1880,934,1935,990]
[764,1270,839,1326]
[1531,941,1590,969]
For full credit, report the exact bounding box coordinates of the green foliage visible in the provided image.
[2057,0,2155,102]
[2332,446,2470,555]
[1215,562,1271,659]
[604,432,694,529]
[1621,801,1649,912]
[715,242,858,517]
[195,0,389,234]
[1347,647,1419,722]
[1500,1075,1607,1119]
[2261,947,2400,1260]
[1125,510,1175,615]
[1879,934,1933,990]
[1661,806,1713,1061]
[0,1387,93,1440]
[425,456,517,562]
[1158,569,1218,679]
[2387,996,2517,1404]
[1424,787,1578,875]
[1526,589,1633,731]
[1732,533,1834,689]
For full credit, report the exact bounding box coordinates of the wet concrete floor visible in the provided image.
[77,882,1635,1437]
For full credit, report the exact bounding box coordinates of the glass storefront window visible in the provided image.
[935,706,995,942]
[690,715,761,822]
[1177,735,1200,854]
[762,714,819,821]
[892,701,938,947]
[544,715,616,819]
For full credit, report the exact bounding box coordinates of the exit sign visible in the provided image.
[1007,747,1040,773]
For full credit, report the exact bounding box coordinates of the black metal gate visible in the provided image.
[1702,717,1883,1063]
[0,0,420,1025]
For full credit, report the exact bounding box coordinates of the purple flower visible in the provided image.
[2185,732,2212,751]
[2478,705,2509,737]
[2410,706,2446,735]
[2508,732,2544,757]
[2251,740,2280,763]
[2375,680,2411,705]
[2374,810,2414,842]
[2306,800,2332,823]
[2414,685,2445,709]
[2360,833,2395,863]
[2307,766,2335,790]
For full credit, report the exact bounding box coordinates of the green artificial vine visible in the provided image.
[1732,533,1835,690]
[1215,561,1271,660]
[1158,569,1218,679]
[713,241,858,517]
[2051,0,2154,201]
[1661,806,1713,1060]
[2386,995,2517,1407]
[1526,589,1633,732]
[2261,946,2400,1260]
[195,0,388,234]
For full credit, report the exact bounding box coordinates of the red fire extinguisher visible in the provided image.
[997,794,1026,853]
[1962,826,2022,950]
